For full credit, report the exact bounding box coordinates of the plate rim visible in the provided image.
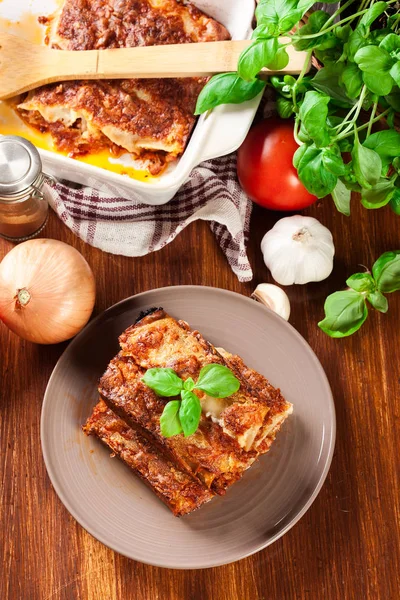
[41,285,336,569]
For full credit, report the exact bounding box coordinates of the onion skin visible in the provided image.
[0,239,96,344]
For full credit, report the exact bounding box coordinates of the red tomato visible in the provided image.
[237,118,317,211]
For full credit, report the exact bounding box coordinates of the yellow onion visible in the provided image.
[0,239,96,344]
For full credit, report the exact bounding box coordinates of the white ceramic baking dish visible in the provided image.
[0,0,259,205]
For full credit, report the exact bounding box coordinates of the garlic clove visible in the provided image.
[251,283,291,321]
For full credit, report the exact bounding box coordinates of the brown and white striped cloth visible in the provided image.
[46,153,254,282]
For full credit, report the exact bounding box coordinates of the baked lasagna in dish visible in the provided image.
[16,0,230,175]
[83,308,293,516]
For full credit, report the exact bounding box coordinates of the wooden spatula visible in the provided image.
[0,33,309,100]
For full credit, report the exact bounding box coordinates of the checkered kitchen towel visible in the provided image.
[46,153,254,283]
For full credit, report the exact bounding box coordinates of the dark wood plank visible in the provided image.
[1,194,399,600]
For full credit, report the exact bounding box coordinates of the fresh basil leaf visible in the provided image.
[362,71,394,96]
[343,179,362,193]
[386,91,400,112]
[296,0,318,11]
[267,46,290,70]
[238,38,278,81]
[270,75,286,92]
[297,145,337,198]
[343,164,362,191]
[390,186,400,214]
[283,75,297,87]
[279,10,303,33]
[326,116,342,129]
[255,0,296,30]
[386,109,396,130]
[298,91,331,148]
[336,24,352,43]
[297,0,337,12]
[379,33,400,55]
[311,64,353,105]
[346,25,369,61]
[293,142,308,169]
[390,62,400,87]
[367,290,388,313]
[346,272,376,293]
[251,23,279,39]
[363,130,400,166]
[194,74,266,114]
[183,377,195,392]
[340,64,363,99]
[316,34,341,53]
[332,178,351,216]
[352,132,382,189]
[142,368,183,397]
[387,14,400,30]
[371,27,394,46]
[276,95,294,118]
[256,0,317,32]
[294,11,330,51]
[372,250,400,293]
[322,147,346,176]
[160,400,183,437]
[298,125,312,144]
[359,1,387,28]
[314,46,343,67]
[195,364,240,398]
[254,0,280,25]
[338,137,354,153]
[179,391,202,437]
[361,178,395,208]
[355,46,393,73]
[318,290,368,338]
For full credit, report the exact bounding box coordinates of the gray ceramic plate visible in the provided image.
[41,286,335,569]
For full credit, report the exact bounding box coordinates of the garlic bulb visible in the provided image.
[261,215,335,285]
[252,284,290,321]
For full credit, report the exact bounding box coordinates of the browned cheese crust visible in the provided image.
[17,0,230,173]
[84,399,214,516]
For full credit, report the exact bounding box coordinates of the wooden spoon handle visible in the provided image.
[40,40,307,80]
[96,39,307,78]
[0,35,309,100]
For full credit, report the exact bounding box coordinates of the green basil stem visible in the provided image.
[292,49,313,111]
[332,85,367,141]
[321,0,357,32]
[366,101,378,139]
[333,102,361,133]
[334,109,391,142]
[391,17,400,35]
[357,0,373,16]
[293,118,302,146]
[292,0,398,41]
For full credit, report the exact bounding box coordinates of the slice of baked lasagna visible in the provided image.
[84,308,293,515]
[16,0,230,174]
[83,399,214,516]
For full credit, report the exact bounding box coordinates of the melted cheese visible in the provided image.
[0,100,154,182]
[200,395,232,424]
[254,405,294,449]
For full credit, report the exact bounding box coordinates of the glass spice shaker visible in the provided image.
[0,135,54,242]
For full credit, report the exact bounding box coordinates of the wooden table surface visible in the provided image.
[1,195,399,600]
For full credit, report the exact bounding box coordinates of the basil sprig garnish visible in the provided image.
[319,250,400,337]
[142,364,240,438]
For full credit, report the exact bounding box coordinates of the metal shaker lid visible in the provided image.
[0,136,42,196]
